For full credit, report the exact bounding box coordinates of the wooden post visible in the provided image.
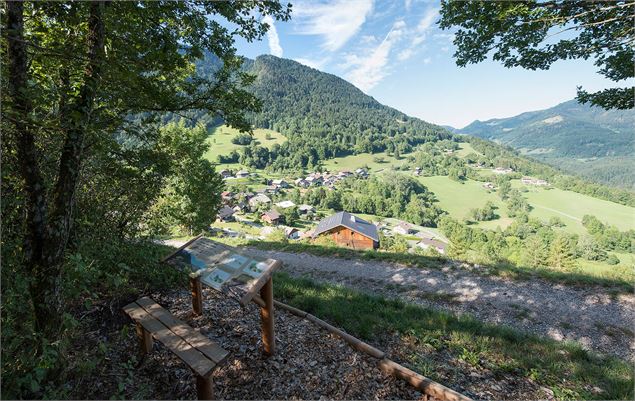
[195,374,214,400]
[190,275,203,316]
[259,276,275,356]
[135,322,153,354]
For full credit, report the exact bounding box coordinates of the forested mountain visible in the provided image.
[459,100,635,189]
[185,55,452,170]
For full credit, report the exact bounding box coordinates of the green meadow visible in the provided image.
[322,151,413,171]
[514,183,635,234]
[204,124,286,164]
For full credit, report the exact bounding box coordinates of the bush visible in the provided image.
[231,133,253,145]
[1,239,185,399]
[606,254,620,265]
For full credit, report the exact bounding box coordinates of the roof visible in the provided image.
[218,206,234,218]
[395,222,412,230]
[275,200,296,208]
[262,210,281,220]
[418,238,447,250]
[249,194,271,204]
[312,211,379,242]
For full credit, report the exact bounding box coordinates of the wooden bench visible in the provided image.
[123,297,229,400]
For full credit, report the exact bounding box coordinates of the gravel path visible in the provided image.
[243,247,635,361]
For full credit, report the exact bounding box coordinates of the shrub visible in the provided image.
[231,133,253,145]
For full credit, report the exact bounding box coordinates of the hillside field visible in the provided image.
[514,184,635,233]
[204,124,286,164]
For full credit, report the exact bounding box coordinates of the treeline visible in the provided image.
[582,215,634,253]
[284,173,446,227]
[440,212,632,270]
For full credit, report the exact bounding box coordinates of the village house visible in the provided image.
[221,191,234,202]
[232,202,248,214]
[219,169,233,179]
[393,222,416,235]
[355,168,369,177]
[312,211,379,250]
[284,227,301,240]
[295,178,310,188]
[416,238,447,254]
[306,175,323,186]
[271,179,289,188]
[235,170,250,178]
[522,176,550,186]
[275,200,296,209]
[482,182,496,190]
[493,167,513,175]
[261,209,281,225]
[337,170,352,178]
[298,204,315,214]
[248,193,271,208]
[217,206,235,222]
[264,186,280,195]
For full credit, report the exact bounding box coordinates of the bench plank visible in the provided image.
[135,297,229,364]
[123,302,216,378]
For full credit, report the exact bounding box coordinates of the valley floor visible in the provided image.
[243,247,635,362]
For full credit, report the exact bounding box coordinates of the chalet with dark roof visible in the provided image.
[312,211,379,250]
[261,209,281,225]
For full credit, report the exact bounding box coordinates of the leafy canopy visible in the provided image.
[439,1,635,110]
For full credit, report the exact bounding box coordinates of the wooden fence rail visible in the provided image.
[252,295,472,401]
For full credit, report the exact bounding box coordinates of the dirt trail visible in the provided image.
[243,247,635,362]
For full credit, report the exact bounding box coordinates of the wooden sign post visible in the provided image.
[259,276,275,356]
[190,275,203,316]
[163,237,281,356]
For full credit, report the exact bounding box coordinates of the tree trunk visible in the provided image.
[5,0,107,340]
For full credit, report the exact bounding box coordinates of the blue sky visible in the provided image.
[232,0,616,128]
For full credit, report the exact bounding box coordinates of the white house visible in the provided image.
[393,222,415,235]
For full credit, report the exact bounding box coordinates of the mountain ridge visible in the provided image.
[458,99,635,189]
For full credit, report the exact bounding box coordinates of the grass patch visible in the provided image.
[273,272,634,400]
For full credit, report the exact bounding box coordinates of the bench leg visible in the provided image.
[135,322,153,354]
[190,276,203,316]
[196,374,214,400]
[259,276,275,356]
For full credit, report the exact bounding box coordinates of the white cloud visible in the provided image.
[423,57,431,64]
[404,0,413,11]
[344,20,406,91]
[294,57,329,70]
[293,0,373,51]
[394,7,438,62]
[262,15,283,57]
[417,7,439,32]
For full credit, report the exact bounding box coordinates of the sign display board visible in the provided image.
[164,236,280,305]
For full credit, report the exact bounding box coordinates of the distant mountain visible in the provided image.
[459,100,635,189]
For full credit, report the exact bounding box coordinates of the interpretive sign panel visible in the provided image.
[163,236,280,305]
